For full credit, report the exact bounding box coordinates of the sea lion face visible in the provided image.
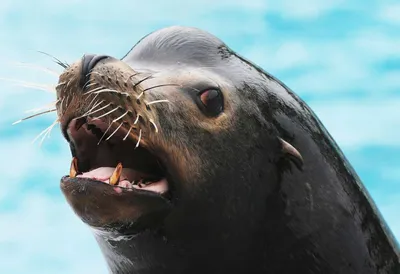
[56,28,305,271]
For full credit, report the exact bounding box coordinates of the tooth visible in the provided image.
[69,157,78,178]
[109,163,123,185]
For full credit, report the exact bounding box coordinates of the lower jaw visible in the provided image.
[60,176,173,233]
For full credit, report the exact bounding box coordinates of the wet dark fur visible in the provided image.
[59,26,400,273]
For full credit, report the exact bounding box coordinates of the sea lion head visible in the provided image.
[57,26,305,273]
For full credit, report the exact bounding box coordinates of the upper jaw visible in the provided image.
[55,56,181,231]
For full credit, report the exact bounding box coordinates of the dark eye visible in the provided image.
[197,89,224,117]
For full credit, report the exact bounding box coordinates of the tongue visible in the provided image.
[78,167,136,182]
[77,167,168,194]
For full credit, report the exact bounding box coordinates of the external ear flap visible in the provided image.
[279,138,304,171]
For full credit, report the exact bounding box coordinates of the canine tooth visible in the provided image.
[109,163,123,185]
[69,157,78,178]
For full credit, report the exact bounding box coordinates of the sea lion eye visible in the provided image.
[198,89,224,116]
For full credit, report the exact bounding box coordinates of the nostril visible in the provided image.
[80,54,110,90]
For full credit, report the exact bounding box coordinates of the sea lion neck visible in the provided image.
[92,230,184,274]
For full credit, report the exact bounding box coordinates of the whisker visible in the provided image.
[142,84,180,92]
[98,122,114,145]
[25,100,59,113]
[31,118,59,147]
[85,82,98,88]
[149,119,158,133]
[85,70,98,77]
[114,111,129,123]
[61,94,72,115]
[56,81,67,89]
[12,62,60,77]
[134,114,140,124]
[59,97,65,114]
[37,50,69,69]
[146,99,170,106]
[127,72,140,81]
[82,100,103,117]
[132,75,153,89]
[88,71,102,76]
[0,77,55,93]
[106,121,125,141]
[12,108,57,125]
[123,126,133,141]
[92,106,119,120]
[38,120,59,147]
[18,83,55,93]
[62,95,71,114]
[135,129,142,148]
[98,111,129,144]
[93,88,130,97]
[83,86,104,95]
[136,91,144,99]
[66,79,73,89]
[86,94,101,110]
[81,102,110,117]
[127,72,149,84]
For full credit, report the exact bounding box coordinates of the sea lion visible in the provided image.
[52,26,400,273]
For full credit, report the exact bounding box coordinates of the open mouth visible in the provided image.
[64,116,171,197]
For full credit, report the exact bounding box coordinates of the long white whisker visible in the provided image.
[83,103,111,118]
[66,79,73,89]
[31,119,59,147]
[142,84,180,92]
[62,95,71,114]
[59,97,65,114]
[98,122,114,145]
[82,99,103,117]
[135,129,142,148]
[146,99,170,106]
[83,86,104,95]
[13,108,57,125]
[96,110,129,144]
[85,93,101,111]
[31,126,52,144]
[123,127,133,141]
[89,71,102,77]
[25,100,59,113]
[85,82,98,88]
[92,106,120,120]
[136,91,144,99]
[106,122,124,141]
[149,119,158,133]
[113,111,129,124]
[93,88,130,97]
[0,77,55,93]
[19,83,55,93]
[11,62,60,77]
[134,114,140,124]
[56,82,67,89]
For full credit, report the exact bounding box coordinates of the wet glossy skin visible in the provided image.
[61,27,400,273]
